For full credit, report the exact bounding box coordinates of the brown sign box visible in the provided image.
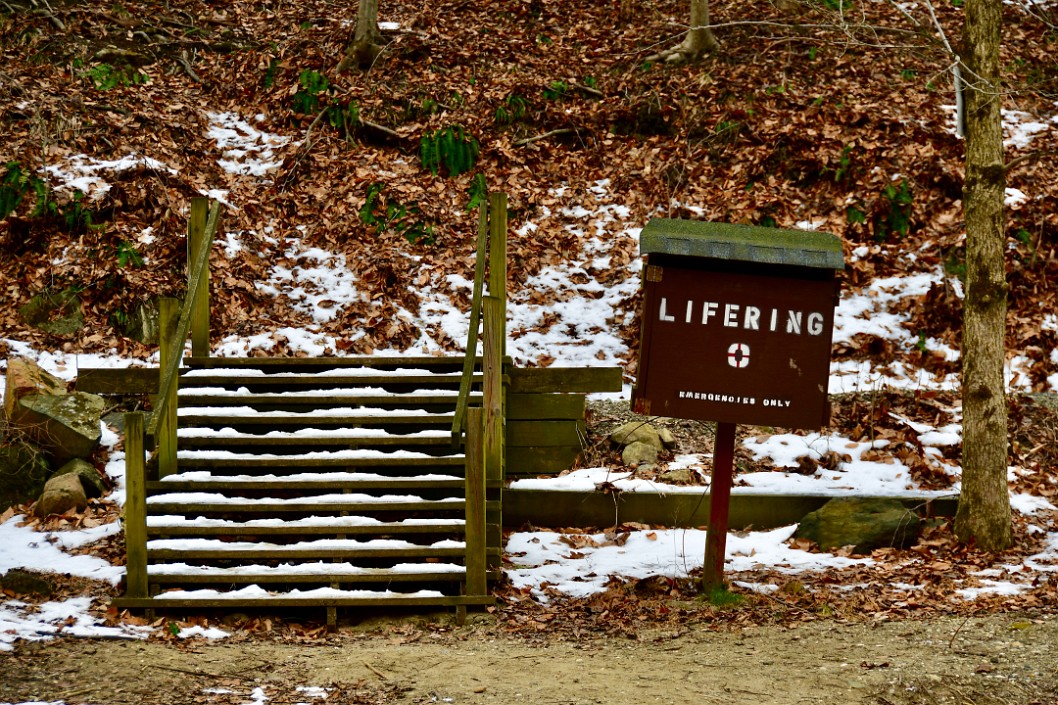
[632,219,844,430]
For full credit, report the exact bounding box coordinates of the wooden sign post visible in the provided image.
[631,219,845,591]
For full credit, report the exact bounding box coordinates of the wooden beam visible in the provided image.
[123,412,148,599]
[508,367,622,393]
[76,367,159,395]
[188,197,211,358]
[464,407,487,598]
[507,393,586,420]
[507,420,585,446]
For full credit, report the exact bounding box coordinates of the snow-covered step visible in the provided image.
[146,536,467,561]
[178,371,476,390]
[146,491,465,515]
[182,355,474,373]
[149,470,465,493]
[117,585,493,610]
[146,515,466,537]
[148,561,466,583]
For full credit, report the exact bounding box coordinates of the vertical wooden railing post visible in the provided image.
[188,197,211,358]
[487,192,507,357]
[464,407,487,598]
[157,297,180,479]
[124,412,148,599]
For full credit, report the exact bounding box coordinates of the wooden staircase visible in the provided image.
[115,355,500,616]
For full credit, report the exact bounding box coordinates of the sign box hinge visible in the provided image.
[645,265,664,283]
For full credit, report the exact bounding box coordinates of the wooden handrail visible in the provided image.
[451,198,492,444]
[147,199,220,439]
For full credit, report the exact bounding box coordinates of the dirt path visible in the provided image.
[2,613,1056,705]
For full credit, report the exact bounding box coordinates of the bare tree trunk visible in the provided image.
[954,0,1013,551]
[648,0,719,63]
[339,0,384,71]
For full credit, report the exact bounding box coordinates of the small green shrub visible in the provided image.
[543,80,568,100]
[360,182,435,245]
[292,69,329,114]
[466,173,488,212]
[420,126,479,178]
[874,179,914,239]
[494,94,528,125]
[115,240,143,268]
[87,63,148,91]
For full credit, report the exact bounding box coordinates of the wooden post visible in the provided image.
[188,197,210,358]
[482,296,504,482]
[464,407,487,598]
[702,421,736,592]
[157,297,180,479]
[487,192,507,358]
[124,412,149,599]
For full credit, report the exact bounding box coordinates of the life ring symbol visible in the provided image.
[727,343,750,368]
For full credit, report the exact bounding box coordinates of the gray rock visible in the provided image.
[35,472,88,517]
[660,467,696,485]
[657,427,677,449]
[0,441,51,509]
[4,357,66,422]
[794,497,922,554]
[622,440,659,467]
[0,568,54,598]
[18,392,105,463]
[611,422,664,450]
[54,458,107,499]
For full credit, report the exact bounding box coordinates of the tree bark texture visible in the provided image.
[954,0,1013,551]
[341,0,384,70]
[647,0,718,63]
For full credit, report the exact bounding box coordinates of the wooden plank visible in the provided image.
[123,413,148,599]
[76,368,159,395]
[188,197,211,358]
[177,414,454,427]
[506,393,585,420]
[507,420,585,446]
[464,407,487,598]
[149,570,470,584]
[147,547,468,561]
[506,445,582,476]
[146,500,466,514]
[488,192,507,358]
[508,367,622,393]
[176,435,453,449]
[175,393,474,407]
[113,594,494,609]
[482,296,504,486]
[503,489,960,530]
[147,478,465,492]
[183,355,469,370]
[147,522,465,537]
[178,373,473,387]
[173,456,465,470]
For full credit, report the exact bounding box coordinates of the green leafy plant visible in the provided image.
[87,63,148,91]
[1,162,34,219]
[900,68,916,81]
[262,58,280,89]
[292,69,329,114]
[326,100,359,142]
[419,125,479,178]
[874,178,914,239]
[116,240,144,268]
[846,205,867,225]
[61,192,104,234]
[494,94,528,125]
[466,173,488,212]
[543,80,568,100]
[359,182,436,245]
[833,144,854,183]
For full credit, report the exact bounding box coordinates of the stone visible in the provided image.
[54,458,107,499]
[657,427,677,449]
[622,440,659,467]
[660,467,696,485]
[35,472,88,517]
[18,288,85,337]
[17,392,105,463]
[611,422,664,450]
[0,441,51,509]
[794,497,923,554]
[4,357,66,422]
[0,568,54,598]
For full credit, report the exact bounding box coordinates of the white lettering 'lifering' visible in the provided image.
[727,343,750,368]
